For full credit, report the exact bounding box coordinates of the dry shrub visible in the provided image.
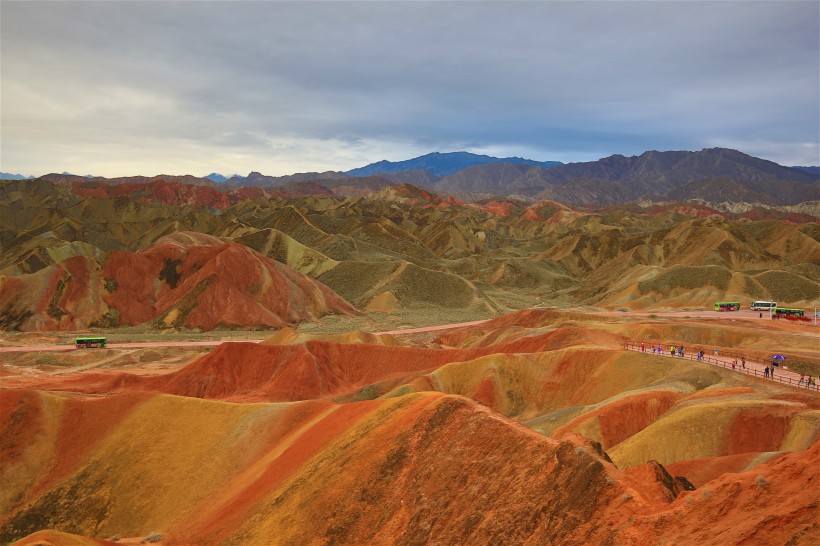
[638,265,731,294]
[754,271,819,302]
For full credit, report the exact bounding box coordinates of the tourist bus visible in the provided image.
[75,337,107,348]
[714,302,740,311]
[751,301,777,311]
[773,308,804,317]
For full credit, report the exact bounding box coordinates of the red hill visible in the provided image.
[102,234,356,330]
[0,233,355,331]
[0,255,108,330]
[4,323,618,403]
[72,179,233,209]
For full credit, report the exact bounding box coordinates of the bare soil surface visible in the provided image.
[1,306,819,546]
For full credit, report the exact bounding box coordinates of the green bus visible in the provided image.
[773,308,804,317]
[75,337,107,348]
[714,302,740,311]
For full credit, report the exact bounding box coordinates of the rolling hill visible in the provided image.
[0,232,355,331]
[1,178,817,332]
[1,164,818,544]
[2,309,818,544]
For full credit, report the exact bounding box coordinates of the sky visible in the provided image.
[1,1,818,177]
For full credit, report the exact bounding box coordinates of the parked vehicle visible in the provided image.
[773,308,804,317]
[751,301,777,310]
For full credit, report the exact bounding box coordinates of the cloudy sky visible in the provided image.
[2,1,818,177]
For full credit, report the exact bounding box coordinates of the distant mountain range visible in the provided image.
[329,148,816,205]
[206,151,561,185]
[792,166,820,176]
[346,151,562,177]
[426,148,818,205]
[224,171,347,187]
[204,173,231,183]
[0,173,36,180]
[38,173,217,187]
[11,148,820,205]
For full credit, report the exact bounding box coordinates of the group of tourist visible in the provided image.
[731,356,746,370]
[635,342,818,389]
[798,375,816,388]
[645,343,685,357]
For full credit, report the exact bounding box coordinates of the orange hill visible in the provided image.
[2,389,817,545]
[3,309,820,544]
[0,255,108,331]
[0,232,356,331]
[5,324,618,403]
[103,233,356,330]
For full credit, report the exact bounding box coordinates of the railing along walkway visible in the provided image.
[624,341,819,393]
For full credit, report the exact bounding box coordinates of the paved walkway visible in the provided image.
[625,341,818,392]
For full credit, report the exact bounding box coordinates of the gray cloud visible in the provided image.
[1,1,818,176]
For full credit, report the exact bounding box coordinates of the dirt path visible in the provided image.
[0,320,492,354]
[48,349,139,376]
[375,319,489,335]
[0,349,145,380]
[0,340,253,354]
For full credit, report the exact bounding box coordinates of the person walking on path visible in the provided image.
[770,365,775,379]
[799,375,805,385]
[714,346,719,357]
[765,366,770,378]
[732,359,737,370]
[741,356,746,369]
[641,342,645,352]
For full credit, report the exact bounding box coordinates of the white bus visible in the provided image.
[751,301,777,310]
